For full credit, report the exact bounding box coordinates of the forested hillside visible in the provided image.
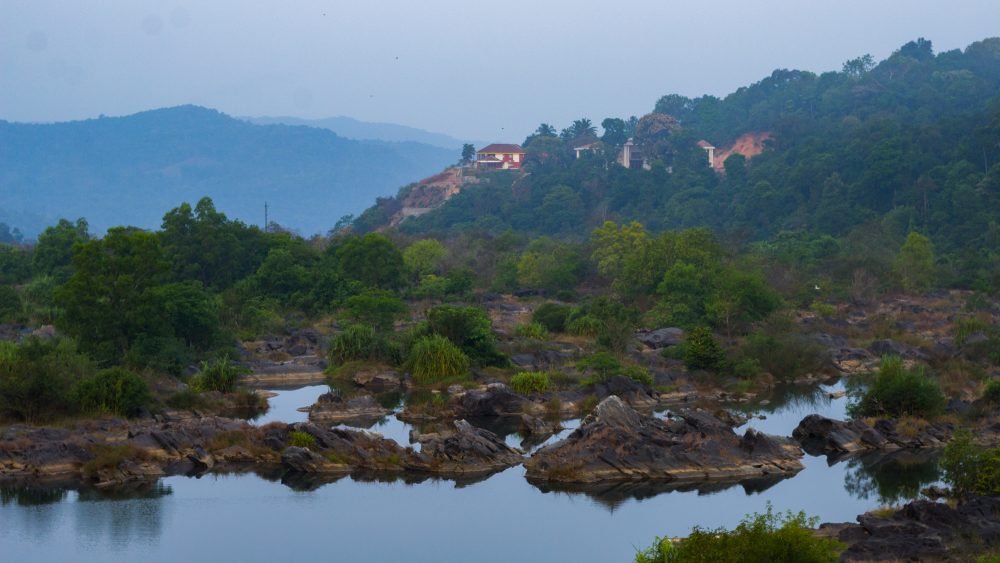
[0,105,456,238]
[358,38,1000,292]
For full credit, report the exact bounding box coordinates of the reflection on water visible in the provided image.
[1,484,69,506]
[0,379,946,563]
[842,449,942,506]
[736,379,848,437]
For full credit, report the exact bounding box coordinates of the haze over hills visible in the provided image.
[243,115,478,150]
[0,105,457,238]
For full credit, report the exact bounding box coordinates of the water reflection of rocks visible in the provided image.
[529,474,791,511]
[841,449,942,506]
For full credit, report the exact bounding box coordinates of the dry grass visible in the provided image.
[895,416,931,439]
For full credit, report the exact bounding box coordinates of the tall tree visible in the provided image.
[894,232,936,294]
[460,144,476,165]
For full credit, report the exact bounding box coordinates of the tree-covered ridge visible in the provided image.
[357,37,1000,292]
[0,105,457,239]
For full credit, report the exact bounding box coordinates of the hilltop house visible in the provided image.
[697,140,716,168]
[476,144,525,169]
[618,138,651,170]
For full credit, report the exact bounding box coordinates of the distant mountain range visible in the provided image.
[0,105,458,238]
[243,115,478,150]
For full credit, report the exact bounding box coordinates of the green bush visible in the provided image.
[0,337,93,422]
[75,367,150,417]
[983,380,1000,403]
[942,429,1000,496]
[190,357,247,394]
[406,335,470,385]
[532,302,572,333]
[848,356,945,418]
[510,371,550,394]
[741,333,829,381]
[343,289,407,331]
[634,503,843,563]
[576,352,652,385]
[288,430,318,449]
[514,322,549,340]
[329,324,378,365]
[566,314,601,337]
[427,305,507,367]
[683,327,724,371]
[621,365,653,386]
[0,285,20,321]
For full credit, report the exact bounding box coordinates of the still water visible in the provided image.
[0,382,941,563]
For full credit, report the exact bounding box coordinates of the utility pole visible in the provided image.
[264,201,269,232]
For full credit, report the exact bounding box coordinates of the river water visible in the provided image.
[0,381,941,563]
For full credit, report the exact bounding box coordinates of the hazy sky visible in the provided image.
[2,1,999,141]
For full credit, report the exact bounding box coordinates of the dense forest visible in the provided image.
[355,37,1000,294]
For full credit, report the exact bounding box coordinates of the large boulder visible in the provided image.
[351,368,402,389]
[454,384,537,417]
[524,396,803,484]
[792,414,954,454]
[593,375,657,409]
[307,393,390,425]
[415,420,524,474]
[636,328,684,349]
[839,496,1000,561]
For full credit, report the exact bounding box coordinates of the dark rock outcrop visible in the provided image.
[351,368,402,389]
[416,420,524,474]
[593,375,657,409]
[280,446,349,474]
[453,384,539,418]
[838,496,1000,562]
[307,393,390,425]
[524,396,803,484]
[636,328,684,349]
[792,414,953,455]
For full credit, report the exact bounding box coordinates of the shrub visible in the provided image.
[577,352,621,381]
[741,333,829,381]
[406,335,469,385]
[74,367,150,417]
[683,327,724,371]
[532,302,572,333]
[427,305,507,367]
[190,357,247,394]
[576,352,652,385]
[848,356,945,418]
[343,289,407,330]
[566,314,601,337]
[288,430,318,449]
[0,337,93,422]
[983,380,1000,403]
[942,429,1000,496]
[510,372,550,395]
[514,322,549,340]
[0,285,20,321]
[329,324,378,365]
[634,503,843,563]
[621,365,653,386]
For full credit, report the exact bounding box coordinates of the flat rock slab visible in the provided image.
[524,396,803,484]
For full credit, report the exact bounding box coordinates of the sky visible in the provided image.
[2,1,999,141]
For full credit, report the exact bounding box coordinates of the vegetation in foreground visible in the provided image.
[634,504,843,563]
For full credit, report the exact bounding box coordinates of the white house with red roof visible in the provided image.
[476,143,525,169]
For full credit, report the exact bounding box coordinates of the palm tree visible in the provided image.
[535,123,557,137]
[571,118,597,138]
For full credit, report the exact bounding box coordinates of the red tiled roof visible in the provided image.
[478,143,524,154]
